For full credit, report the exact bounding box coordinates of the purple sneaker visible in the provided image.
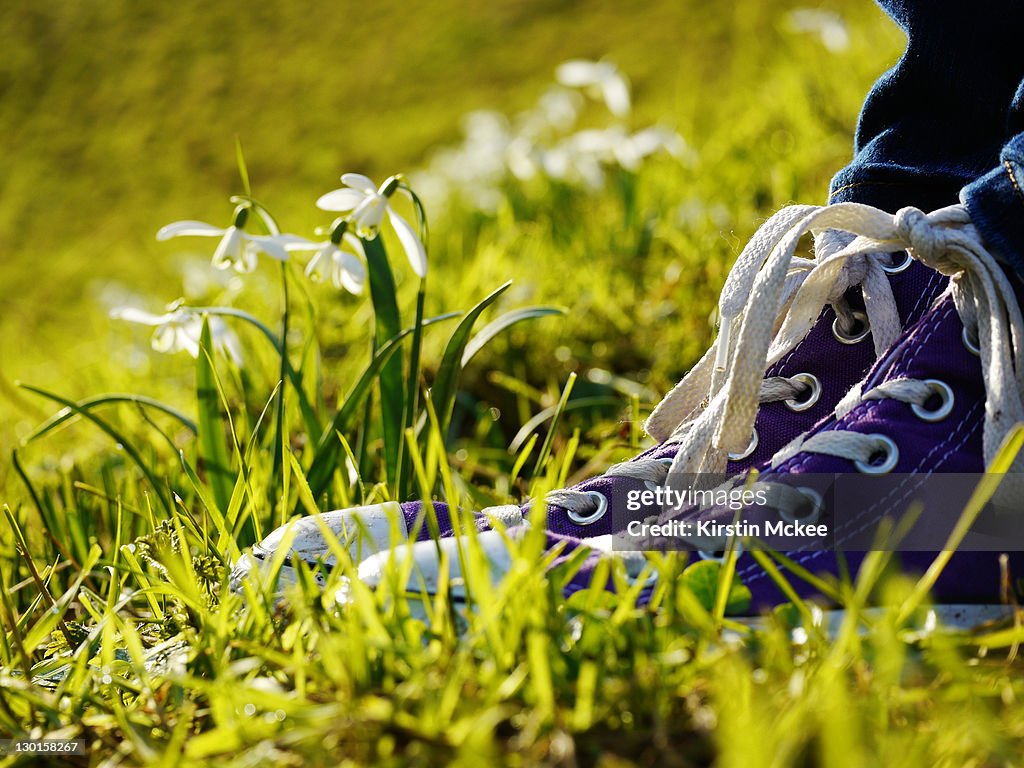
[230,202,947,593]
[340,203,1024,621]
[635,204,1024,610]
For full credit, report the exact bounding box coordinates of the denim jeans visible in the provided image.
[829,0,1024,278]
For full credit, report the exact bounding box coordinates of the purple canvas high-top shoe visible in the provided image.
[301,203,1024,623]
[680,204,1024,611]
[230,202,949,593]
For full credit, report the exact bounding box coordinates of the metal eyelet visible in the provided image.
[853,434,900,474]
[698,541,745,562]
[727,428,759,462]
[784,373,822,412]
[566,491,609,526]
[780,487,824,524]
[644,457,676,492]
[832,311,871,345]
[881,251,913,274]
[911,379,954,422]
[962,326,981,357]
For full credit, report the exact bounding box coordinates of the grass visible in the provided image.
[4,0,1024,765]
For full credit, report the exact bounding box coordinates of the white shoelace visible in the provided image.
[764,205,1024,504]
[647,203,1024,530]
[544,203,915,517]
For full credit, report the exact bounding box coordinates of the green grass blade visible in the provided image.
[430,281,512,441]
[508,396,620,454]
[18,383,172,513]
[272,262,291,485]
[196,316,235,514]
[460,305,565,367]
[23,393,198,442]
[363,235,404,489]
[234,135,252,197]
[193,305,320,440]
[304,312,459,502]
[897,424,1024,623]
[306,328,408,501]
[398,281,427,499]
[533,371,577,477]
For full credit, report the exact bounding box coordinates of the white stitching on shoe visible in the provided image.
[740,397,984,585]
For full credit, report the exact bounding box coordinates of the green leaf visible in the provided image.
[508,396,620,454]
[461,305,565,367]
[193,305,320,440]
[234,136,251,196]
[533,372,576,476]
[196,317,235,514]
[24,393,198,442]
[430,281,512,440]
[306,328,407,501]
[18,383,172,513]
[363,236,404,488]
[681,559,751,616]
[305,311,460,503]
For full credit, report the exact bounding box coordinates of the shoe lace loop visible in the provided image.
[647,203,908,474]
[546,203,909,514]
[768,205,1024,503]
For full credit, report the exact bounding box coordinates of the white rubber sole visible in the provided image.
[731,603,1016,640]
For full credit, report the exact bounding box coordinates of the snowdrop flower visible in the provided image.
[541,142,606,190]
[157,207,290,273]
[529,87,582,133]
[316,173,427,278]
[111,306,244,366]
[571,126,693,172]
[284,224,367,295]
[555,59,631,117]
[506,136,541,182]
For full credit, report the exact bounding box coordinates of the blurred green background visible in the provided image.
[0,0,902,493]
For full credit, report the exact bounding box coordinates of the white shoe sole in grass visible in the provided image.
[731,603,1016,639]
[345,531,1020,639]
[229,502,412,592]
[231,516,1017,639]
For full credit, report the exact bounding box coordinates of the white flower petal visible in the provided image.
[555,60,601,86]
[211,227,245,271]
[388,209,427,278]
[614,142,642,171]
[304,244,336,283]
[340,271,364,296]
[110,307,170,325]
[335,249,366,294]
[237,242,260,273]
[151,324,178,353]
[247,234,290,262]
[341,173,378,194]
[209,317,245,367]
[277,234,321,252]
[341,232,366,258]
[157,220,225,240]
[316,188,367,212]
[601,76,631,117]
[176,321,202,358]
[351,196,388,238]
[541,147,570,179]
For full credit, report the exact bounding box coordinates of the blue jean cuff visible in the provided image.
[961,137,1024,279]
[828,168,964,215]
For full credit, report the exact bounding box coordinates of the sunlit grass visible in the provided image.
[5,1,1024,765]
